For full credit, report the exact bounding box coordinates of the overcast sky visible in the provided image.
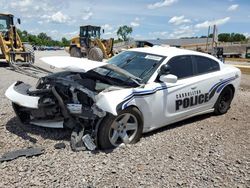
[2,0,250,40]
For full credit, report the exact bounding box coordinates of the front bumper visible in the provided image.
[5,82,63,128]
[5,82,40,109]
[5,82,101,150]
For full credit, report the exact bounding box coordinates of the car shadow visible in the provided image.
[5,117,71,144]
[5,113,212,153]
[143,113,212,138]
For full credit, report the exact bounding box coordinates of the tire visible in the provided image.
[70,47,82,58]
[214,86,234,115]
[98,107,143,150]
[88,47,103,62]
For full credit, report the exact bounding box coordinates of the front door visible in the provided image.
[142,55,199,131]
[162,55,202,124]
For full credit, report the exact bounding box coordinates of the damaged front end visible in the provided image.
[6,56,143,151]
[6,71,114,151]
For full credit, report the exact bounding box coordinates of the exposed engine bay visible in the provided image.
[12,71,129,151]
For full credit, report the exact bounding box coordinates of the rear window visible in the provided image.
[193,56,220,75]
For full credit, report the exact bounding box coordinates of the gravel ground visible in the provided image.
[0,51,249,187]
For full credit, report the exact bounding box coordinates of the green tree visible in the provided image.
[231,33,246,42]
[61,37,70,46]
[117,25,133,41]
[38,32,51,41]
[218,33,246,42]
[209,34,214,38]
[17,29,28,42]
[218,33,231,42]
[16,29,71,47]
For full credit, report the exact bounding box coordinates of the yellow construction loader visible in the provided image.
[0,13,51,78]
[0,13,34,66]
[68,25,114,61]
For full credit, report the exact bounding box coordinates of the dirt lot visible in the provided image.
[0,51,249,187]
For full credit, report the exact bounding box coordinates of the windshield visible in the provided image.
[92,51,166,85]
[80,26,101,38]
[0,15,10,32]
[91,27,100,38]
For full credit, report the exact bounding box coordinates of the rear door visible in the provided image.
[191,55,222,110]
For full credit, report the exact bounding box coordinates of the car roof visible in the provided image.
[129,46,221,62]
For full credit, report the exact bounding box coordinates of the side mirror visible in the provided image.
[102,29,105,33]
[160,74,178,83]
[160,64,170,75]
[17,18,21,24]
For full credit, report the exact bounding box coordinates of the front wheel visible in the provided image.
[214,86,234,115]
[70,47,82,58]
[98,107,143,150]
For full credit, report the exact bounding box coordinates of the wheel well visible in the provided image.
[124,105,144,126]
[226,84,235,97]
[214,84,235,115]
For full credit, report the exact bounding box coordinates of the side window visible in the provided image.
[193,56,220,75]
[167,55,194,79]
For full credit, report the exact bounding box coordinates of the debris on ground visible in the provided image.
[54,143,66,150]
[0,147,44,163]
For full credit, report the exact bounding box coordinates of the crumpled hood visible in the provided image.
[40,56,107,72]
[41,56,142,85]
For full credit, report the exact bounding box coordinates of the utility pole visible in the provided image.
[206,26,210,52]
[214,25,218,46]
[212,25,218,55]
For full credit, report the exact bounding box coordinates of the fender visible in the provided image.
[95,84,169,131]
[95,88,133,116]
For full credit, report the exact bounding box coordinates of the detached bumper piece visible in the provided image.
[70,126,97,151]
[0,147,44,163]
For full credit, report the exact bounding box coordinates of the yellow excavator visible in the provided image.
[68,25,114,61]
[0,13,34,66]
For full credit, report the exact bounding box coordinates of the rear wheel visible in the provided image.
[88,47,103,62]
[214,86,234,115]
[70,47,81,58]
[98,107,143,150]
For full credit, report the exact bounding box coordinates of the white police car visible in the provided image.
[5,47,241,150]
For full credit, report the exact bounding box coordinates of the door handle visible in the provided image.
[191,86,197,90]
